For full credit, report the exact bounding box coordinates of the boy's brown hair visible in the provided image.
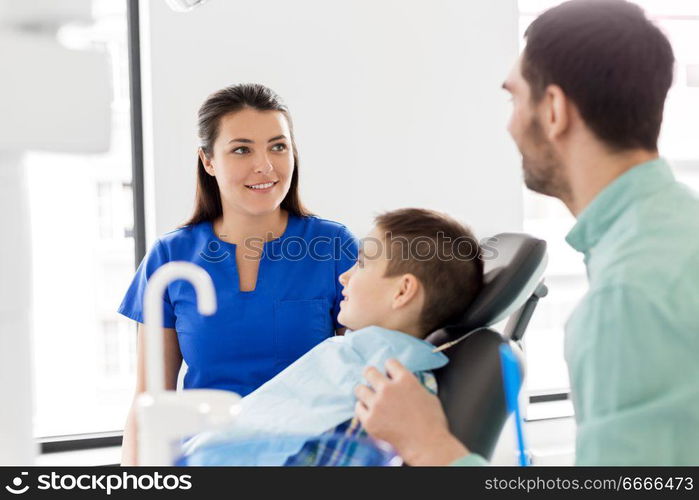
[374,208,483,336]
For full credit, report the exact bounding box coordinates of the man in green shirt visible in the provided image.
[353,0,699,466]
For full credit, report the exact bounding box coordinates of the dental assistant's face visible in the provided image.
[337,227,401,331]
[200,108,294,217]
[503,56,566,198]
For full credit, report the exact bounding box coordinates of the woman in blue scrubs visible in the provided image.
[118,83,358,464]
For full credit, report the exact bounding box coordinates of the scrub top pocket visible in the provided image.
[274,299,332,365]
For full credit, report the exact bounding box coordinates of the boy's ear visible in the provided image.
[392,273,421,309]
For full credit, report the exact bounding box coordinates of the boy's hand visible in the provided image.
[354,358,469,466]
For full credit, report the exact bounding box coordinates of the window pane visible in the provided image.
[26,0,137,437]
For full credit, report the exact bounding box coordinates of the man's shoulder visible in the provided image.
[594,184,699,295]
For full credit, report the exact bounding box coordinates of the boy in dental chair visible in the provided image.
[182,208,483,465]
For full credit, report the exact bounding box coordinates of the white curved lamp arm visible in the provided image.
[138,262,240,466]
[143,261,216,393]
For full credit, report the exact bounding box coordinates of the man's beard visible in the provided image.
[520,117,569,200]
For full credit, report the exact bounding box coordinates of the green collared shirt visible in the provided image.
[452,157,699,466]
[564,157,699,465]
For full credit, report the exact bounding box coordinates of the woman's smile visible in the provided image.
[245,180,279,192]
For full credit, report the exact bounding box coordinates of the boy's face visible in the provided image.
[337,226,398,331]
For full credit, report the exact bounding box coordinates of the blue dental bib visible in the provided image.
[182,326,448,464]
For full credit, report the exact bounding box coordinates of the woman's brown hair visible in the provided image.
[183,83,312,226]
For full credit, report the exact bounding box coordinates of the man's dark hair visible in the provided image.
[375,208,483,336]
[523,0,674,151]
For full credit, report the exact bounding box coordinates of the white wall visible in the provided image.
[140,0,522,244]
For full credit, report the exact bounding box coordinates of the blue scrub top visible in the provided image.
[118,213,358,396]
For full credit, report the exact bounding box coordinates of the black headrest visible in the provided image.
[434,233,547,340]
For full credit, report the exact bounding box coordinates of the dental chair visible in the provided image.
[426,233,548,460]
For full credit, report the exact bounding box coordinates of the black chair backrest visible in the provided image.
[432,330,524,459]
[426,233,547,459]
[446,232,548,335]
